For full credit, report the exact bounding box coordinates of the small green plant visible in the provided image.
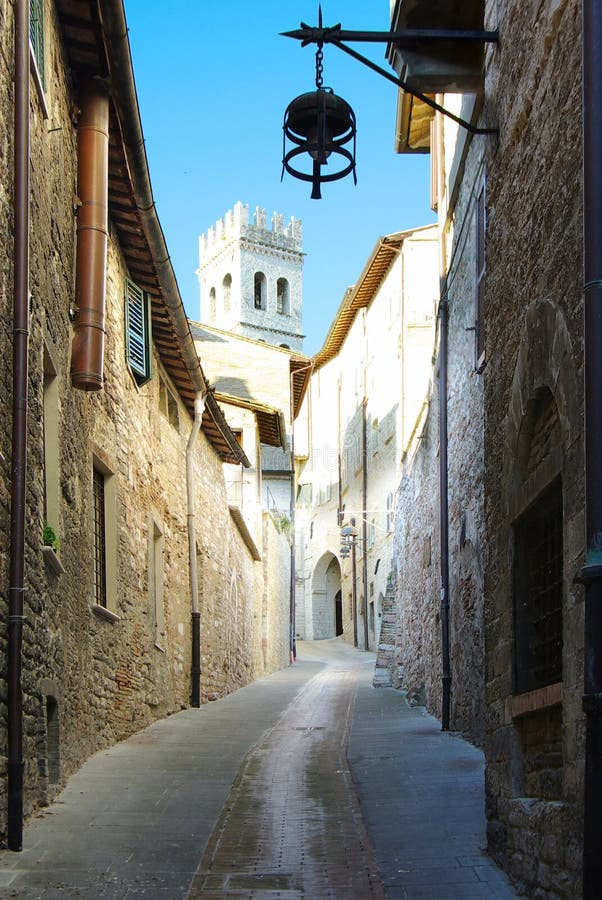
[43,523,60,552]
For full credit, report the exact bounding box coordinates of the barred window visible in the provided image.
[513,478,563,694]
[93,468,107,608]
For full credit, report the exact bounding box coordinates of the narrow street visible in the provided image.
[0,641,520,899]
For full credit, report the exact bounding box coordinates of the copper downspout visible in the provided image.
[8,0,30,853]
[71,81,109,391]
[581,1,602,896]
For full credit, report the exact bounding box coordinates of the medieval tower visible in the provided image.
[197,202,304,351]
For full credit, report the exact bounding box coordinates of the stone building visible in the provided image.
[388,0,584,895]
[0,0,289,835]
[296,226,438,651]
[190,322,313,665]
[197,202,304,352]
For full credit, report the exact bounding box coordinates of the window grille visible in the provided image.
[125,279,152,385]
[513,478,563,694]
[93,468,107,608]
[30,0,45,88]
[385,492,394,533]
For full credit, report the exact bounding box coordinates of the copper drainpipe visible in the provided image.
[7,0,30,853]
[71,80,109,391]
[581,1,602,895]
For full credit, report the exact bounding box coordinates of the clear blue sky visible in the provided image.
[124,1,435,355]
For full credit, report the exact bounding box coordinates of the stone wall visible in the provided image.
[481,0,583,895]
[0,1,289,831]
[393,394,441,709]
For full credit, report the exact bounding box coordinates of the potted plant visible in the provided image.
[41,523,64,574]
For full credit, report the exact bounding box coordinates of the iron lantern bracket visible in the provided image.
[281,23,499,137]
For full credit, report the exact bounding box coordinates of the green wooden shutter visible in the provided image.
[125,279,152,384]
[30,0,45,88]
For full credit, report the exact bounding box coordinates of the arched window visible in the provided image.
[254,272,266,310]
[277,278,290,315]
[222,274,232,315]
[209,287,216,321]
[279,343,291,349]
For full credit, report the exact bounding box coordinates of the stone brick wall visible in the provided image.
[198,202,304,351]
[0,1,289,831]
[481,0,583,895]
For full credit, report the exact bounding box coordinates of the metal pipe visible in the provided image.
[439,298,451,731]
[581,1,602,895]
[187,391,206,707]
[351,520,358,648]
[289,379,296,664]
[331,40,497,137]
[71,81,109,391]
[8,0,30,853]
[362,392,369,651]
[281,26,499,44]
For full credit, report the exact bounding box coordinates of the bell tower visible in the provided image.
[197,202,304,351]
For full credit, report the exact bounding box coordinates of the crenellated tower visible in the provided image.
[197,201,304,351]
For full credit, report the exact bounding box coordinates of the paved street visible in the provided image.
[0,640,520,899]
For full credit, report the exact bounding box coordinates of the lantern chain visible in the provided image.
[315,42,324,89]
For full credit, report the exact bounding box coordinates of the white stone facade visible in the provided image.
[197,202,304,351]
[295,226,439,648]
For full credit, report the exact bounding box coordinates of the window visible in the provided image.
[254,272,266,310]
[125,279,152,385]
[159,377,179,431]
[475,183,486,370]
[93,468,107,608]
[223,274,232,315]
[30,0,45,88]
[385,492,394,533]
[91,457,118,617]
[513,478,563,694]
[43,346,60,530]
[149,520,165,647]
[45,696,60,784]
[209,287,216,321]
[276,278,290,315]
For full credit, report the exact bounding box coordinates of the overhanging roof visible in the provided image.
[312,231,408,370]
[214,393,286,449]
[55,0,246,466]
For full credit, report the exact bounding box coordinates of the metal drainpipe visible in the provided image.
[70,80,109,391]
[351,519,358,648]
[289,396,297,664]
[8,0,30,853]
[362,392,369,651]
[187,391,206,708]
[439,296,451,732]
[581,2,602,896]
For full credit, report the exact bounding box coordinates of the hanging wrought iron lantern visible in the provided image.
[282,14,356,199]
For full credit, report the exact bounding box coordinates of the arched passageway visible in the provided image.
[311,553,342,639]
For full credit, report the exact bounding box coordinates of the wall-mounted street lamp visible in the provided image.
[281,4,498,198]
[341,522,360,648]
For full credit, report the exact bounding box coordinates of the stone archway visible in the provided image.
[311,552,342,639]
